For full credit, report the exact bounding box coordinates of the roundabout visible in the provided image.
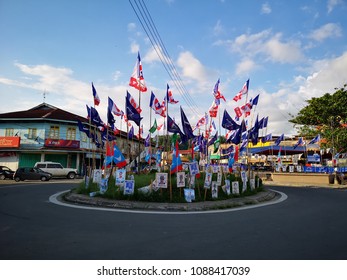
[50,188,287,214]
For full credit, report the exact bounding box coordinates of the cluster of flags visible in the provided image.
[80,51,325,177]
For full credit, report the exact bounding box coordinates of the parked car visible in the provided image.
[13,167,52,182]
[0,166,15,180]
[34,162,78,179]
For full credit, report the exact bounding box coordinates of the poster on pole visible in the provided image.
[184,188,195,203]
[250,178,255,190]
[124,180,135,195]
[211,181,218,198]
[100,178,108,194]
[223,179,231,195]
[156,172,168,189]
[189,161,199,176]
[115,168,126,186]
[232,181,239,195]
[217,172,222,186]
[204,172,212,189]
[92,169,102,184]
[177,172,185,188]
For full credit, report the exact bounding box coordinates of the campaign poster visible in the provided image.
[156,172,168,189]
[93,169,102,184]
[177,172,185,188]
[232,181,239,195]
[189,174,195,188]
[282,165,287,172]
[217,172,222,186]
[184,188,193,203]
[100,178,108,194]
[116,168,126,186]
[124,180,135,195]
[241,171,247,182]
[224,179,231,195]
[211,181,218,198]
[296,165,302,172]
[204,172,212,189]
[250,178,255,190]
[222,165,229,173]
[212,165,219,173]
[189,161,199,176]
[289,165,294,173]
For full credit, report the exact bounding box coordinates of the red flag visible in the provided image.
[234,107,242,118]
[209,100,218,118]
[92,82,100,106]
[233,79,249,102]
[175,139,179,157]
[129,52,147,92]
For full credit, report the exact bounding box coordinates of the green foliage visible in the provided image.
[289,85,347,152]
[75,172,263,203]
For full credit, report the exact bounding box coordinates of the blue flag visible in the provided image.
[222,109,240,131]
[180,107,195,141]
[274,134,284,146]
[308,134,320,145]
[128,126,134,140]
[126,96,142,126]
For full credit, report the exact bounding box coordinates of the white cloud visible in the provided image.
[327,0,343,13]
[130,41,139,54]
[176,51,210,87]
[127,22,136,31]
[235,58,258,75]
[213,20,224,36]
[264,34,303,63]
[261,2,272,14]
[226,29,304,64]
[255,51,347,136]
[308,23,342,42]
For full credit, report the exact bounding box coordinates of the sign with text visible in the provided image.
[44,139,80,148]
[0,137,20,148]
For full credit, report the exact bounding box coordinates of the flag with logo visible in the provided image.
[233,79,249,102]
[222,109,240,131]
[149,119,157,133]
[209,100,219,118]
[129,52,147,92]
[194,114,208,131]
[165,84,179,104]
[180,106,195,140]
[126,91,142,114]
[126,95,142,126]
[212,78,226,102]
[171,140,183,174]
[108,97,124,117]
[150,91,166,117]
[92,82,100,106]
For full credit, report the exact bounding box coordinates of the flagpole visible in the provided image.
[138,89,141,173]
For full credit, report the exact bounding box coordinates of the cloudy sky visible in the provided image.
[0,0,346,138]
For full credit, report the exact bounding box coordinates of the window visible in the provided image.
[81,133,88,142]
[66,127,76,140]
[49,126,59,139]
[28,128,37,139]
[5,128,14,137]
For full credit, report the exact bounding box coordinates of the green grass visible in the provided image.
[74,171,264,203]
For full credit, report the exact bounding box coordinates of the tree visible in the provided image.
[289,84,347,153]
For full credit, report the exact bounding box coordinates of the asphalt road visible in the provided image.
[1,181,347,260]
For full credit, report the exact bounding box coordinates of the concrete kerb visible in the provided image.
[60,188,281,212]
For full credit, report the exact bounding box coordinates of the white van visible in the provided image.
[34,162,78,179]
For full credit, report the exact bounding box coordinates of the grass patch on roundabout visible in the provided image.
[74,171,264,203]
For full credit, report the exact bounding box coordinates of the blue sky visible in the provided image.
[0,0,346,138]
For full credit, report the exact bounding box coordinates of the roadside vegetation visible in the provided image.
[74,171,263,203]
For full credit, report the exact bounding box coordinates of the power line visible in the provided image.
[128,0,203,117]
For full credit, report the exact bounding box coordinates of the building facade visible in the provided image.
[0,103,145,173]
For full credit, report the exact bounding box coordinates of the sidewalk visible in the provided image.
[63,189,280,212]
[263,180,347,189]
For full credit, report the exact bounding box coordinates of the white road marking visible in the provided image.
[49,189,288,215]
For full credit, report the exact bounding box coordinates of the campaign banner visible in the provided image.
[44,139,80,148]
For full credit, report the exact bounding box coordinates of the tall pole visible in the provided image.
[138,89,141,173]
